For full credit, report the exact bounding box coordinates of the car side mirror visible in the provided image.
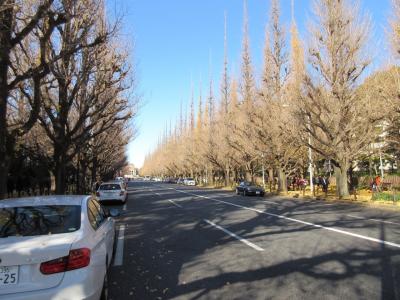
[108,208,120,218]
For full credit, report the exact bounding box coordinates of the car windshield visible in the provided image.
[0,205,81,238]
[100,184,121,190]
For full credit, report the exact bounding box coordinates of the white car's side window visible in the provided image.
[87,199,104,230]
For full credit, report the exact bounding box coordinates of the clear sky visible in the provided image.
[108,0,392,168]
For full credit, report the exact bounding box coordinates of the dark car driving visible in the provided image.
[235,181,265,197]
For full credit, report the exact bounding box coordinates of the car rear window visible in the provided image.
[0,205,81,238]
[99,184,121,190]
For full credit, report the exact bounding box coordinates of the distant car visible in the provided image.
[177,178,184,185]
[0,195,118,300]
[236,181,265,196]
[97,181,127,204]
[184,178,196,186]
[167,178,178,184]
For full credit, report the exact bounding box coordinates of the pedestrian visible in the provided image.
[298,178,307,195]
[375,175,381,192]
[292,177,297,191]
[321,176,329,195]
[317,175,323,193]
[7,175,14,198]
[93,179,101,193]
[350,176,359,199]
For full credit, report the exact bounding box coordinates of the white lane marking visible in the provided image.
[123,203,127,211]
[204,219,264,251]
[169,199,182,208]
[347,215,400,226]
[171,188,400,249]
[155,192,162,197]
[113,225,126,266]
[264,200,279,205]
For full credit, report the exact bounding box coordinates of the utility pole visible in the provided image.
[261,153,265,189]
[308,117,314,195]
[379,123,385,179]
[379,150,384,179]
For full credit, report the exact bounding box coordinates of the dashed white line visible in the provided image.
[264,200,279,205]
[169,199,182,208]
[347,215,400,226]
[204,219,264,251]
[113,224,126,266]
[171,188,400,249]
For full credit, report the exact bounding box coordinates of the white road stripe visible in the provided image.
[264,200,279,205]
[171,188,400,249]
[204,219,264,251]
[113,224,125,266]
[169,199,182,208]
[347,215,400,226]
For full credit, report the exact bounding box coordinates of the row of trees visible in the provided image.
[1,0,137,199]
[142,0,400,198]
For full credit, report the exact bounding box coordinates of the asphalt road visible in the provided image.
[106,181,400,300]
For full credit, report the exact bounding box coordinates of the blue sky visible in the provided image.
[108,0,392,168]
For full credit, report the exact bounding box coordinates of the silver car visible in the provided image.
[96,182,127,204]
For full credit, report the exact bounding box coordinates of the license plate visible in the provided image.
[0,266,19,286]
[256,191,260,195]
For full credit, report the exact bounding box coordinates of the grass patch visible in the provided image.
[371,192,400,202]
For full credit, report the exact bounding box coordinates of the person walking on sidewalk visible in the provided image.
[374,175,381,192]
[321,176,329,196]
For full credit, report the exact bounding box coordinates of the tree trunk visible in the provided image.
[76,153,80,194]
[54,146,67,195]
[334,164,349,198]
[81,160,87,194]
[91,155,98,185]
[268,168,274,192]
[277,168,287,193]
[0,4,13,200]
[224,167,230,187]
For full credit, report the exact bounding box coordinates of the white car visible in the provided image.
[0,195,117,300]
[97,182,127,204]
[184,178,196,186]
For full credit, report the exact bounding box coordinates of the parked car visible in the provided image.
[0,195,118,300]
[236,181,265,196]
[97,181,127,204]
[184,178,196,186]
[177,178,184,185]
[164,177,176,184]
